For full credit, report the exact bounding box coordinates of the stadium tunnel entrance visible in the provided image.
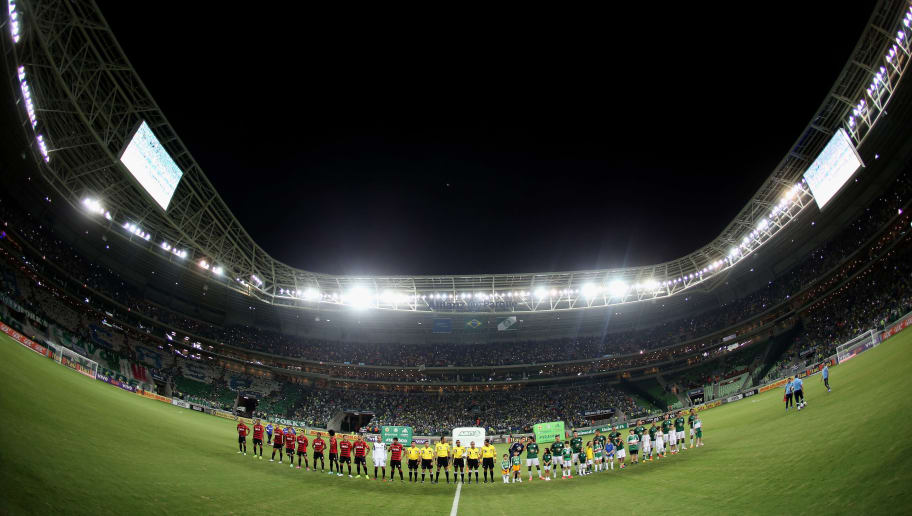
[340,411,374,433]
[236,394,258,418]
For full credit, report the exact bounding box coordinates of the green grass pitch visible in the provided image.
[1,331,911,515]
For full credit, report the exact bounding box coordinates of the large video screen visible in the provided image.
[119,121,184,211]
[802,128,863,210]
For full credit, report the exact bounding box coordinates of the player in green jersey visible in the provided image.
[661,415,675,454]
[608,426,623,470]
[525,438,542,480]
[675,411,687,451]
[550,436,565,479]
[647,423,658,461]
[688,410,697,448]
[569,431,584,476]
[593,430,607,472]
[614,433,626,469]
[561,445,573,478]
[541,448,552,481]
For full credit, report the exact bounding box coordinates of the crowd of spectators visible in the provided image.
[1,163,912,433]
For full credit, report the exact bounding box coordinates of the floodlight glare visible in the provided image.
[607,280,627,298]
[581,283,599,298]
[347,286,372,308]
[534,288,547,299]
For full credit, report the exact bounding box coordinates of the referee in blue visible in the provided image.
[784,377,794,411]
[822,364,831,392]
[793,376,805,409]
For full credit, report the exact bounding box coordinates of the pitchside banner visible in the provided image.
[533,421,565,443]
[381,425,413,445]
[452,426,485,445]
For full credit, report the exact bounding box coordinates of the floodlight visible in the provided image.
[607,280,627,298]
[198,259,209,270]
[757,218,768,230]
[9,0,21,43]
[534,288,547,299]
[212,266,223,276]
[581,283,599,298]
[347,286,372,308]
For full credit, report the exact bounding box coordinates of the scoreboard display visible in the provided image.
[803,128,864,210]
[119,120,184,211]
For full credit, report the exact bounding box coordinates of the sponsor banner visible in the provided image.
[138,390,171,403]
[190,404,205,412]
[452,427,485,445]
[96,373,137,393]
[213,410,236,420]
[759,378,788,394]
[273,417,307,427]
[881,311,912,341]
[725,394,743,403]
[381,425,413,446]
[583,409,613,417]
[172,399,191,409]
[412,438,430,445]
[743,389,758,398]
[364,434,381,443]
[533,421,566,444]
[0,322,49,356]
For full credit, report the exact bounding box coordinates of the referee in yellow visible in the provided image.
[481,439,497,483]
[452,440,466,483]
[420,443,435,483]
[407,442,421,482]
[435,436,452,484]
[466,442,481,483]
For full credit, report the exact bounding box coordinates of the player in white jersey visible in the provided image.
[372,441,387,481]
[654,429,665,457]
[667,424,677,452]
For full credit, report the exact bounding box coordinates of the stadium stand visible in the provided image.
[0,160,911,433]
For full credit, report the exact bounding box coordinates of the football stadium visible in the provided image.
[2,1,912,514]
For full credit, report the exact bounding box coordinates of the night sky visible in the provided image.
[96,2,875,275]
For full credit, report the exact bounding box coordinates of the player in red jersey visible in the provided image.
[296,433,309,470]
[252,419,265,459]
[328,429,339,476]
[236,419,249,455]
[353,435,368,478]
[339,435,353,477]
[284,428,296,468]
[313,433,326,471]
[389,437,404,482]
[271,426,285,463]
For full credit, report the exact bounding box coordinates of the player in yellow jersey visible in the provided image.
[420,442,435,483]
[481,439,497,483]
[452,440,466,483]
[434,436,452,484]
[407,442,421,482]
[466,441,481,483]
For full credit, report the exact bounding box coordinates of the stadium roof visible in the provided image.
[4,0,912,313]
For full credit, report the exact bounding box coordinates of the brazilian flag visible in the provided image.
[464,318,484,330]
